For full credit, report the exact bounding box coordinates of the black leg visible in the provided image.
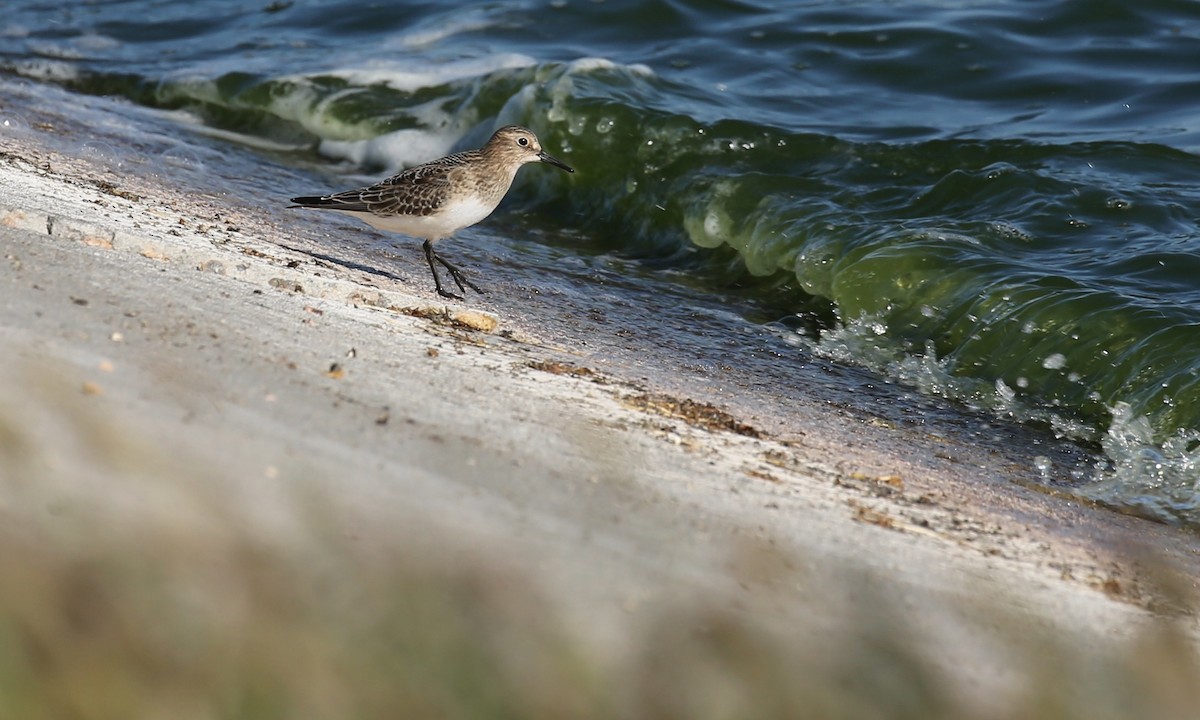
[423,239,461,300]
[422,239,483,298]
[434,253,485,295]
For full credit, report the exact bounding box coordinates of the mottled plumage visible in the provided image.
[289,126,574,299]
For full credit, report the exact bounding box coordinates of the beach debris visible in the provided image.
[849,500,896,529]
[744,467,784,484]
[622,392,762,438]
[450,309,498,333]
[92,178,140,202]
[269,277,304,293]
[139,246,169,261]
[348,290,389,308]
[394,305,498,334]
[525,360,605,383]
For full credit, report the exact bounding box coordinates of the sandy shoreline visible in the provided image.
[2,104,1199,692]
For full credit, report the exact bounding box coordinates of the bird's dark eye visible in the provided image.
[517,137,529,146]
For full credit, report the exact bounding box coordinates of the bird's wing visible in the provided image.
[292,151,475,216]
[363,152,476,216]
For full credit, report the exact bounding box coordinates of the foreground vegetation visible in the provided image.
[0,373,1197,720]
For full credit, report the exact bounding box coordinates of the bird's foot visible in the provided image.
[436,255,485,295]
[425,241,483,300]
[448,268,485,296]
[435,285,464,301]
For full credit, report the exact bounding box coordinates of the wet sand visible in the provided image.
[2,106,1198,690]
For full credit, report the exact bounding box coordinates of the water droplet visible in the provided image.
[595,117,614,134]
[0,113,29,134]
[81,140,124,168]
[1106,197,1132,210]
[1041,353,1067,370]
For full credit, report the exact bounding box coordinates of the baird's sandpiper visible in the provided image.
[289,125,574,299]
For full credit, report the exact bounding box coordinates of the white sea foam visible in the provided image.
[790,313,1100,442]
[781,310,1200,520]
[316,53,536,93]
[26,32,120,59]
[258,53,539,168]
[11,59,78,83]
[271,85,372,141]
[163,109,306,153]
[283,54,655,175]
[25,40,84,60]
[562,57,653,76]
[319,127,460,175]
[1080,402,1200,522]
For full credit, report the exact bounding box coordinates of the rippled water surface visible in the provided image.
[4,0,1200,521]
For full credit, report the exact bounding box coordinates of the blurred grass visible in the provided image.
[0,365,1198,720]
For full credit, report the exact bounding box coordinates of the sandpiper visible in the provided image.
[289,125,574,299]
